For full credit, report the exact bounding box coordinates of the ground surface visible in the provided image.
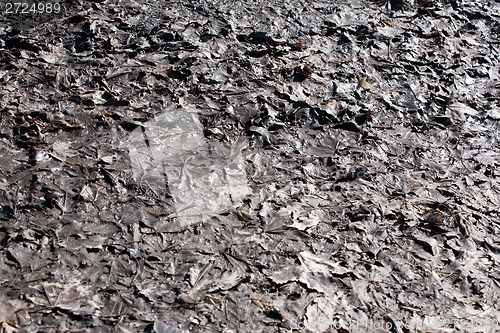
[1,0,500,332]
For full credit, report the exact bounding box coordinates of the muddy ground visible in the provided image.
[1,0,500,332]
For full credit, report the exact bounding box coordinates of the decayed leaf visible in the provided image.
[303,296,336,331]
[487,108,500,120]
[1,0,500,331]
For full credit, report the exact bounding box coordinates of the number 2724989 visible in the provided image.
[4,2,61,15]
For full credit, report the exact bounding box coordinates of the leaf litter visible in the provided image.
[1,0,500,332]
